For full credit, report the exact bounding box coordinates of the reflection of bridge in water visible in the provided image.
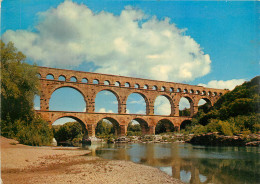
[36,66,227,137]
[86,143,218,184]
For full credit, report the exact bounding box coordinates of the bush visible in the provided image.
[15,117,53,146]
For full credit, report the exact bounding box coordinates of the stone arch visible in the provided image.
[115,81,120,87]
[37,73,41,79]
[70,76,77,82]
[134,83,140,89]
[58,75,66,81]
[154,94,174,116]
[180,120,192,130]
[49,86,87,112]
[94,89,120,113]
[128,118,149,135]
[96,117,120,136]
[143,84,149,89]
[104,80,110,85]
[52,115,88,139]
[46,73,54,80]
[197,97,213,113]
[50,85,86,101]
[126,92,148,115]
[178,96,194,117]
[155,119,175,134]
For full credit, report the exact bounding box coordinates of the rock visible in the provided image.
[51,138,57,146]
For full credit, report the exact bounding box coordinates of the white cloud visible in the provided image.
[129,99,145,105]
[198,79,246,90]
[179,98,190,110]
[154,96,171,115]
[98,108,113,113]
[34,106,40,110]
[126,109,130,114]
[2,1,211,82]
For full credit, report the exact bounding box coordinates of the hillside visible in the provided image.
[186,76,260,136]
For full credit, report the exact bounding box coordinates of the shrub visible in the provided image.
[16,117,53,146]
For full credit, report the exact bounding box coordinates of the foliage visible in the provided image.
[127,122,141,136]
[53,122,83,143]
[16,116,53,146]
[1,41,39,123]
[179,108,190,116]
[155,120,175,134]
[186,76,260,135]
[0,41,53,146]
[95,120,115,137]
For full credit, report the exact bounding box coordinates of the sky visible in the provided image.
[2,0,259,125]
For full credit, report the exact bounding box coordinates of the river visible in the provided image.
[82,143,259,184]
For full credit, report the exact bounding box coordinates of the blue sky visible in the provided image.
[2,0,259,125]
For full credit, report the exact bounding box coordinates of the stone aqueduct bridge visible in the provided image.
[36,66,227,137]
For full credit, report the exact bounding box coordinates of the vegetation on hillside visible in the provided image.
[183,76,260,136]
[1,41,53,146]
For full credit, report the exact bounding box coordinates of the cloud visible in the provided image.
[129,99,145,105]
[98,108,113,113]
[154,96,171,115]
[2,1,211,82]
[179,98,190,110]
[198,79,246,90]
[34,106,40,110]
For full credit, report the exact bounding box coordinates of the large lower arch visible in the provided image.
[94,89,120,113]
[126,93,148,115]
[154,95,174,116]
[52,116,88,141]
[127,118,149,136]
[96,117,120,136]
[155,119,175,134]
[180,120,192,130]
[49,86,87,112]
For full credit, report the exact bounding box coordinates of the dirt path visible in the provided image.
[1,137,183,184]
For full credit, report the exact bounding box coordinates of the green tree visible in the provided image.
[1,41,53,145]
[54,122,83,143]
[1,41,39,123]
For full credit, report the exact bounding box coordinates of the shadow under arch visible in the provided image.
[126,92,148,115]
[127,118,150,135]
[154,94,175,116]
[49,86,87,112]
[155,119,175,134]
[96,117,120,136]
[180,120,192,130]
[94,89,120,113]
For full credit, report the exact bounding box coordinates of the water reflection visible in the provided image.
[83,143,260,184]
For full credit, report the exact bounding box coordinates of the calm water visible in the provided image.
[83,143,260,184]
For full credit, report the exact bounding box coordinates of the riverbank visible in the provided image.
[188,132,260,146]
[1,136,183,184]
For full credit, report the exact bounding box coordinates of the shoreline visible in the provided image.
[1,136,183,184]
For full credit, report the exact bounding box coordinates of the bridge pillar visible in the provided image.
[87,124,96,137]
[149,126,155,135]
[119,103,127,114]
[174,105,179,116]
[120,125,127,136]
[147,105,154,115]
[191,106,199,116]
[175,126,180,132]
[40,97,50,110]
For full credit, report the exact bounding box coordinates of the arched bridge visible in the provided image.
[36,66,228,137]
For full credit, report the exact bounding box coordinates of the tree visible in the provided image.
[1,41,39,123]
[1,41,53,145]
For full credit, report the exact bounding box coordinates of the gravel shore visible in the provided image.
[1,137,183,184]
